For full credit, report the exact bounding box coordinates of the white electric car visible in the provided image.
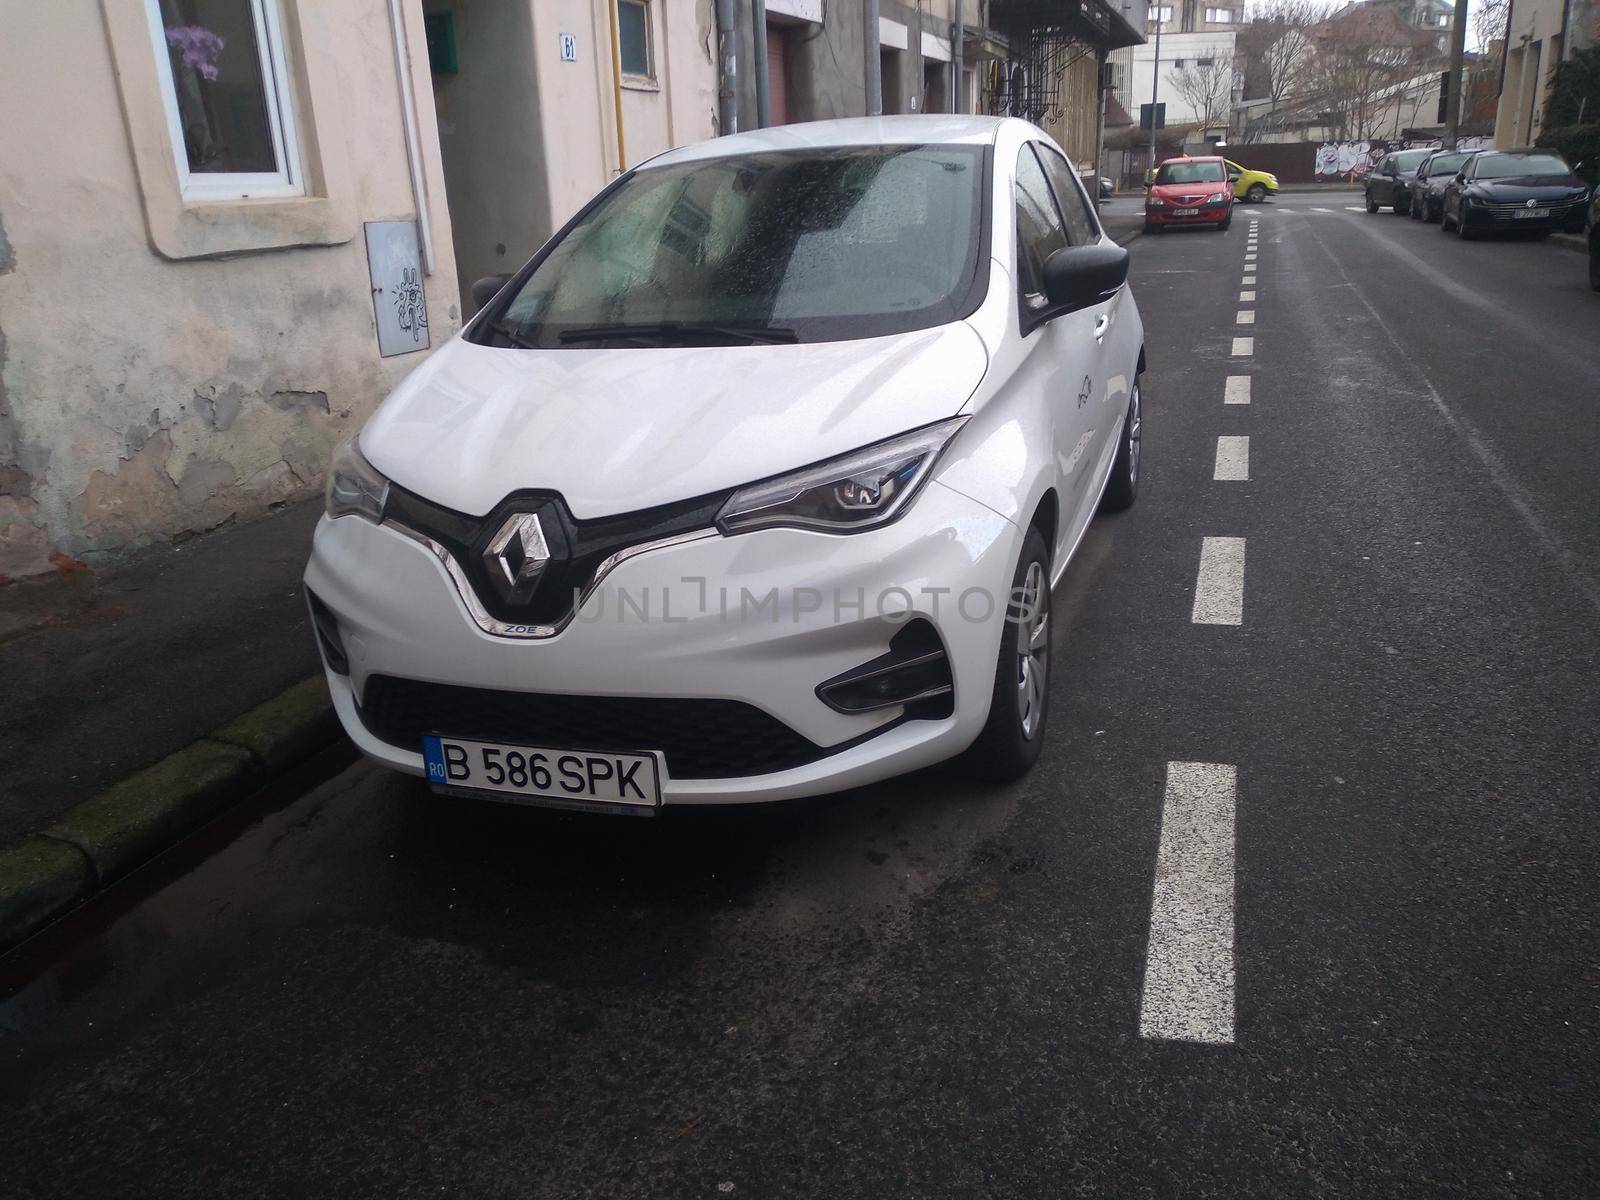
[305,115,1145,813]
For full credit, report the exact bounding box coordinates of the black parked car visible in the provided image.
[1589,186,1599,292]
[1441,147,1591,240]
[1408,148,1480,222]
[1364,148,1433,214]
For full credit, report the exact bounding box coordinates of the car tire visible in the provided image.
[1100,378,1142,513]
[1366,192,1380,213]
[1219,215,1232,232]
[1457,213,1474,240]
[1394,200,1409,215]
[1247,183,1266,204]
[1441,204,1456,231]
[958,526,1052,783]
[1144,221,1161,234]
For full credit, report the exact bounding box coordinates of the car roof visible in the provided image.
[1161,155,1225,163]
[646,115,1014,169]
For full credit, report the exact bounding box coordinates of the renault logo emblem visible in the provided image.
[484,512,551,604]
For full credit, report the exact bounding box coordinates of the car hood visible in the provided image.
[1149,181,1228,202]
[1468,176,1587,198]
[360,323,990,519]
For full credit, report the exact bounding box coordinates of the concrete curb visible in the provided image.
[0,676,339,952]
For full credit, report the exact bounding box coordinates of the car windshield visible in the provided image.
[1394,150,1432,173]
[1156,161,1225,184]
[1473,152,1571,179]
[1426,152,1471,176]
[478,144,986,347]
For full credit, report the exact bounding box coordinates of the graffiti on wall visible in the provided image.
[1314,136,1494,178]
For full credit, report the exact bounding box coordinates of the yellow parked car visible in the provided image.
[1225,160,1279,203]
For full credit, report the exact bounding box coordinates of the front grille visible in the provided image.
[359,674,831,779]
[383,484,730,628]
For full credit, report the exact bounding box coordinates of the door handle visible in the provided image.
[1093,314,1110,341]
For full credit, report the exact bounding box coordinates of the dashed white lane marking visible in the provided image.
[1242,274,1256,285]
[1231,336,1253,356]
[1245,254,1257,262]
[1311,206,1335,212]
[1239,290,1256,302]
[1192,536,1245,625]
[1224,375,1251,405]
[1140,761,1237,1045]
[1214,435,1250,481]
[1344,205,1367,212]
[1236,310,1255,325]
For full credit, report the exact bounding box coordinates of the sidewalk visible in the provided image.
[0,499,325,845]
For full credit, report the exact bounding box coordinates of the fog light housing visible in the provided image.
[306,590,350,675]
[817,620,953,715]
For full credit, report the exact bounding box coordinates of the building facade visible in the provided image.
[0,0,458,582]
[1113,3,1239,139]
[423,0,719,316]
[1495,0,1599,146]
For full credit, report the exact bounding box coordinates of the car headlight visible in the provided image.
[1147,196,1166,208]
[1209,192,1226,203]
[716,417,968,535]
[325,434,390,523]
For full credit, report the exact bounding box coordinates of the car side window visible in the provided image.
[1033,144,1100,247]
[1376,156,1392,175]
[1014,145,1069,301]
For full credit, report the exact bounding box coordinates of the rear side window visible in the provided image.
[1015,145,1068,298]
[1033,144,1100,247]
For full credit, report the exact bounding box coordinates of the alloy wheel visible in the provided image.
[1127,383,1142,487]
[1015,560,1049,741]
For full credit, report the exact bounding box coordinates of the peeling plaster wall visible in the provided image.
[0,0,460,581]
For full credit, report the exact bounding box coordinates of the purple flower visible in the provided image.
[165,26,226,82]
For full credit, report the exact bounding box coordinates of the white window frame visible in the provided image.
[1204,8,1233,23]
[144,0,303,202]
[1151,6,1174,24]
[617,0,655,81]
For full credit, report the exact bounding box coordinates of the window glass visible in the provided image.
[1472,151,1570,178]
[1014,146,1067,298]
[1033,145,1099,247]
[154,0,278,174]
[487,145,985,346]
[1154,160,1226,184]
[1392,149,1432,173]
[618,1,650,76]
[1426,152,1470,176]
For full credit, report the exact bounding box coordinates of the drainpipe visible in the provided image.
[865,0,882,116]
[385,0,435,275]
[715,0,739,133]
[753,0,771,127]
[605,0,628,169]
[952,0,964,114]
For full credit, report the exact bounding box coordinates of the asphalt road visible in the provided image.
[5,193,1599,1199]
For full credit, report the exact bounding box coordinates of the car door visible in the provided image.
[1034,143,1127,476]
[1371,156,1394,204]
[1012,143,1105,554]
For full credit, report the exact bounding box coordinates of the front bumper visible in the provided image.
[1145,202,1230,226]
[303,479,1023,804]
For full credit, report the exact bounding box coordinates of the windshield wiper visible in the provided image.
[489,319,538,349]
[557,322,799,346]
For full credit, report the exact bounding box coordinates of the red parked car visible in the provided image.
[1144,156,1234,233]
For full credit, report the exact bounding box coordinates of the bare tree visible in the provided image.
[1291,6,1441,140]
[1168,57,1236,130]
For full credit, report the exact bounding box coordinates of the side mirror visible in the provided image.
[471,274,513,311]
[1042,242,1130,316]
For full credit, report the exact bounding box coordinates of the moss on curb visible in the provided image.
[209,676,339,774]
[0,837,95,948]
[46,740,260,885]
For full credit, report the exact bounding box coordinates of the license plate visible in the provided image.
[423,735,662,811]
[1512,208,1548,219]
[1174,207,1200,216]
